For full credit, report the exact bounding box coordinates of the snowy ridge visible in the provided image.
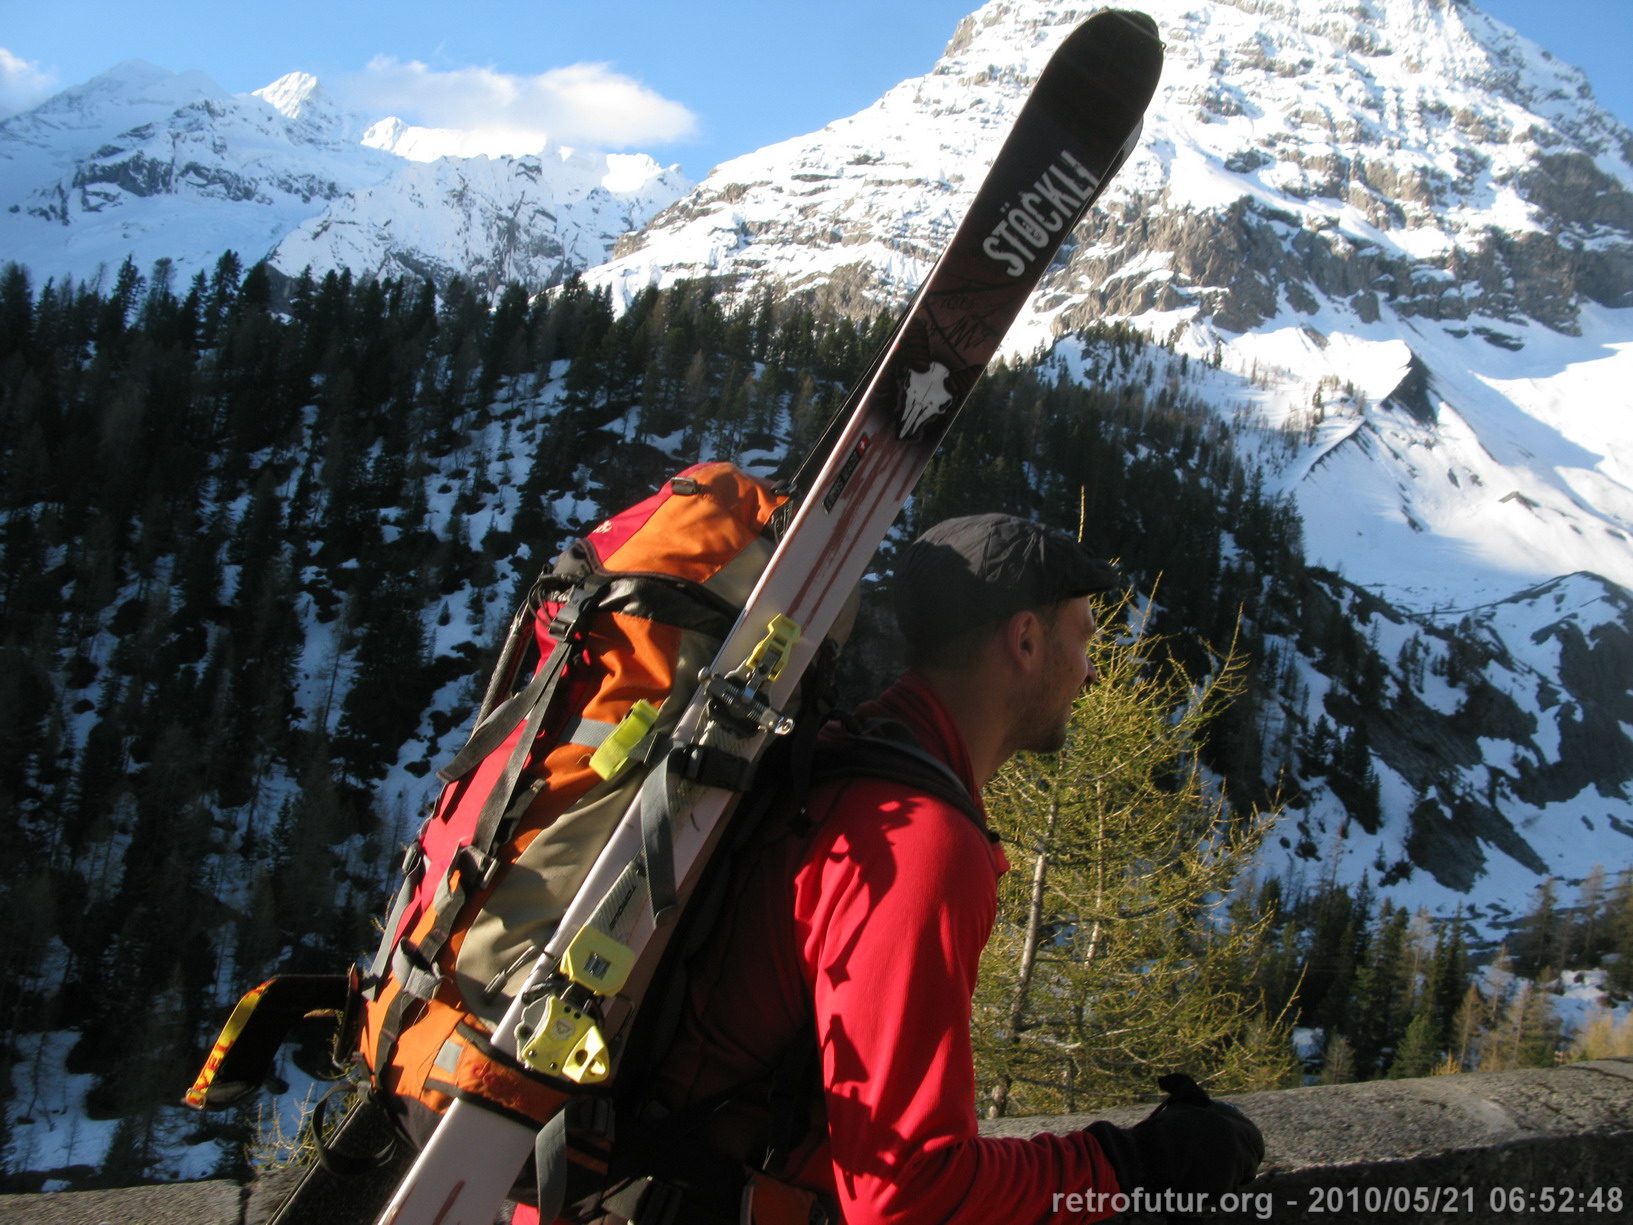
[1037,327,1632,904]
[253,71,369,144]
[0,63,689,293]
[268,150,690,294]
[1294,567,1633,912]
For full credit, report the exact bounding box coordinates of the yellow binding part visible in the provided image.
[745,614,801,683]
[516,995,612,1085]
[588,699,660,781]
[561,924,634,997]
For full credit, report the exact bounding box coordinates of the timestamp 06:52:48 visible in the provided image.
[1306,1185,1625,1214]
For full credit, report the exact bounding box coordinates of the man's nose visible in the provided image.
[1082,658,1100,690]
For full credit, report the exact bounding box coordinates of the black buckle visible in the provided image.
[671,744,757,792]
[547,583,600,639]
[454,843,498,889]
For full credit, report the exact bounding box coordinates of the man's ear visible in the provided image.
[1001,608,1045,670]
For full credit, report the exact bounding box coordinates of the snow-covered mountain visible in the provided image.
[588,0,1633,589]
[582,0,1633,902]
[269,146,690,296]
[5,1,1633,1193]
[2,0,1627,900]
[0,62,689,293]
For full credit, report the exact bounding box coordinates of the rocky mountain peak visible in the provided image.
[598,0,1633,336]
[253,71,324,120]
[251,71,363,144]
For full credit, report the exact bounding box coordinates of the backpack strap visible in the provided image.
[805,716,987,834]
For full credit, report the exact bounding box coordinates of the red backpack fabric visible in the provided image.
[357,462,789,1129]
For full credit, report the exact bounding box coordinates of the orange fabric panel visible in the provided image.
[597,463,783,580]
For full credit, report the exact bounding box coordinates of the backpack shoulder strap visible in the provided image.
[805,717,987,834]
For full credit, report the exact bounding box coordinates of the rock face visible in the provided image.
[1299,571,1633,893]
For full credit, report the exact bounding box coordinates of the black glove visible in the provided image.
[1086,1073,1264,1198]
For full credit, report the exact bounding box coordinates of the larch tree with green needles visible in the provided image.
[973,597,1299,1116]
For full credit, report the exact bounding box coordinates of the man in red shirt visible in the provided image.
[536,514,1263,1224]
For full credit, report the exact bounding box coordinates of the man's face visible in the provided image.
[1017,596,1099,754]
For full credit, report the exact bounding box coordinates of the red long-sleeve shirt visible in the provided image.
[645,671,1123,1224]
[515,673,1123,1224]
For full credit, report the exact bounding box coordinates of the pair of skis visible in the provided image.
[290,11,1162,1224]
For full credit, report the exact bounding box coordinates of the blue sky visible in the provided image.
[1,1,1629,181]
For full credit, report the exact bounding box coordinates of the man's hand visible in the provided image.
[1085,1072,1265,1198]
[1131,1073,1265,1194]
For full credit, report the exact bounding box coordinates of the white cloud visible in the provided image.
[0,48,57,119]
[338,57,697,152]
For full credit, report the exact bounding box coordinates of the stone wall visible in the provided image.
[991,1056,1633,1223]
[2,1058,1630,1224]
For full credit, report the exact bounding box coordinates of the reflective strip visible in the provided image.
[559,714,618,750]
[434,1038,462,1075]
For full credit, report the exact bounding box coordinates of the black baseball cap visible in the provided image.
[893,513,1119,641]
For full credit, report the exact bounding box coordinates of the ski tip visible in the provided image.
[1109,10,1160,42]
[1062,9,1164,71]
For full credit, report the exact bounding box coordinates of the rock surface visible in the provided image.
[6,1058,1629,1224]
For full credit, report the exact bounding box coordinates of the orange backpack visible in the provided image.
[189,461,792,1131]
[367,461,793,1128]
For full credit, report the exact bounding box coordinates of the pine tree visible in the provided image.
[1350,903,1413,1077]
[1569,1007,1633,1060]
[0,262,32,356]
[973,599,1296,1114]
[1388,1010,1441,1079]
[1301,880,1366,1037]
[1448,982,1486,1072]
[1318,1033,1356,1085]
[1512,877,1562,978]
[1479,978,1563,1071]
[1603,867,1633,995]
[1421,913,1470,1049]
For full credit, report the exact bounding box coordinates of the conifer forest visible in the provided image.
[1,255,1630,1187]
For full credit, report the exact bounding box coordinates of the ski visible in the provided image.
[374,12,1162,1224]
